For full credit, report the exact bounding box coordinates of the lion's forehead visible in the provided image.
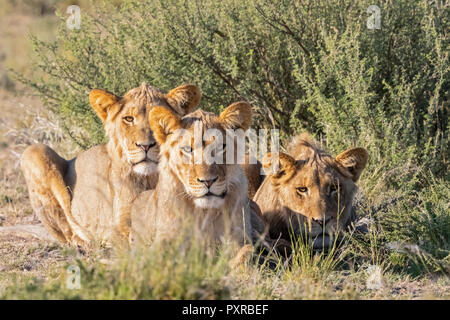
[292,161,351,190]
[121,103,146,116]
[168,121,226,149]
[182,119,224,133]
[119,93,171,121]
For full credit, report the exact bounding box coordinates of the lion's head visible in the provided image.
[89,82,201,176]
[256,133,368,244]
[148,102,252,210]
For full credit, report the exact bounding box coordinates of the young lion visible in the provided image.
[20,82,201,247]
[130,102,266,250]
[255,133,368,250]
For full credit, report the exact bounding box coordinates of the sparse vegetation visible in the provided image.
[0,0,448,299]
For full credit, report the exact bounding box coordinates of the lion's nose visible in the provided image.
[313,216,331,227]
[197,176,218,188]
[136,142,156,152]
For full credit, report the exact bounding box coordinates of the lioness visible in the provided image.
[21,82,201,247]
[254,133,368,249]
[130,102,265,249]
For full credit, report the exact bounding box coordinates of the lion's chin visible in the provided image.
[132,160,158,176]
[193,196,225,209]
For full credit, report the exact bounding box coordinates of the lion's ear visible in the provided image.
[219,101,252,131]
[89,89,120,122]
[166,84,201,115]
[335,147,368,182]
[148,107,182,145]
[262,152,296,185]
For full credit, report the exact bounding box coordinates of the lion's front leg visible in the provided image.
[111,178,136,245]
[111,201,133,247]
[112,204,133,249]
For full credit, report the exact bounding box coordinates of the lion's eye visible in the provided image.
[296,187,308,195]
[123,116,134,123]
[181,146,193,153]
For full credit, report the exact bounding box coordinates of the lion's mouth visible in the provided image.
[132,158,159,176]
[192,191,227,209]
[200,191,227,199]
[133,158,158,165]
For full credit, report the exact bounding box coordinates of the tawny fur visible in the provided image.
[21,83,201,247]
[241,155,263,199]
[130,103,266,252]
[254,134,368,248]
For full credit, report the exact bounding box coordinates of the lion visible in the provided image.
[254,133,368,250]
[20,82,201,247]
[130,102,266,254]
[241,155,264,199]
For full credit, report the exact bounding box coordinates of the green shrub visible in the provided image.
[17,0,448,173]
[382,177,450,275]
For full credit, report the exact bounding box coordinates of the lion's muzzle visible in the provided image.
[128,144,159,176]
